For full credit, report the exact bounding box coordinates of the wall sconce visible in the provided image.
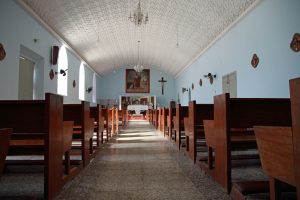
[182,87,188,94]
[204,73,216,79]
[55,69,68,76]
[86,87,93,93]
[204,73,216,84]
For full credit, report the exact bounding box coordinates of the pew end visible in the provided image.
[0,128,12,177]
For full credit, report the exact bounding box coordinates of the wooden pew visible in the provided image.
[108,107,116,136]
[184,101,213,163]
[90,104,104,146]
[0,93,68,199]
[167,101,176,141]
[162,107,169,137]
[148,109,153,124]
[254,77,300,200]
[203,93,291,194]
[158,108,163,131]
[63,102,94,167]
[101,108,110,142]
[0,128,12,177]
[153,109,159,129]
[173,104,188,150]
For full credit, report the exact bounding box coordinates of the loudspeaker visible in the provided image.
[50,46,59,65]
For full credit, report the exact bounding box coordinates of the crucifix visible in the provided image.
[158,77,167,95]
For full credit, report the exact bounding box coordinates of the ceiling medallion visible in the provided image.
[128,0,149,26]
[199,79,203,87]
[0,43,6,61]
[73,80,76,88]
[290,33,300,52]
[251,53,259,68]
[49,69,55,80]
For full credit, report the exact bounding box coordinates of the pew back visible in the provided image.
[204,93,291,193]
[0,93,63,200]
[0,128,12,177]
[64,102,93,166]
[174,104,188,150]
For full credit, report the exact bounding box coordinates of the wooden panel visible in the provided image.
[254,126,295,186]
[204,93,292,193]
[0,100,45,133]
[0,128,12,177]
[174,104,188,150]
[45,93,64,200]
[184,101,213,163]
[0,93,65,199]
[290,77,300,198]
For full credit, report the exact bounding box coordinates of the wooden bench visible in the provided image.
[158,108,163,131]
[162,107,169,137]
[203,93,291,194]
[153,109,159,129]
[184,101,213,163]
[167,101,176,141]
[173,104,188,150]
[90,104,104,146]
[254,77,300,200]
[0,128,12,177]
[0,93,72,199]
[100,108,109,142]
[63,102,94,167]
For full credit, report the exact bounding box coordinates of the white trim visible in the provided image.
[16,0,102,77]
[174,0,262,79]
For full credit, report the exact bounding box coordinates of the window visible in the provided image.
[79,62,85,100]
[57,45,68,96]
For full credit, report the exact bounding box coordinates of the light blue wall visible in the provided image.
[0,0,100,103]
[176,0,300,105]
[98,68,176,107]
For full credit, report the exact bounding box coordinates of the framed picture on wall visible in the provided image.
[126,69,150,93]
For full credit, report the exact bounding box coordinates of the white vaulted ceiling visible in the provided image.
[21,0,259,76]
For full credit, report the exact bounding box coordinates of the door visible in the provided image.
[222,71,237,98]
[19,57,35,100]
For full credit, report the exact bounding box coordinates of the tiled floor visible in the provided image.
[56,121,230,200]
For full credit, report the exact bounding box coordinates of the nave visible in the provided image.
[55,121,230,200]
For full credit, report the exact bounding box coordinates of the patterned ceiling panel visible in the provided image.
[22,0,258,76]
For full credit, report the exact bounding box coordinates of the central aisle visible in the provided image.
[56,121,230,200]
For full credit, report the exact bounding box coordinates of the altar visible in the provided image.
[127,105,148,115]
[119,95,156,121]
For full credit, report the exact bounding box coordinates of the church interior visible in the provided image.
[0,0,300,199]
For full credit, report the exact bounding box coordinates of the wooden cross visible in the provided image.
[158,77,167,95]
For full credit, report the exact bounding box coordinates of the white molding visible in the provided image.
[174,0,262,79]
[15,0,102,77]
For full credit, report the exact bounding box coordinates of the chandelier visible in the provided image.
[133,41,144,73]
[128,1,149,26]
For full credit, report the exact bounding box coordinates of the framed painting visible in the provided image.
[126,69,150,93]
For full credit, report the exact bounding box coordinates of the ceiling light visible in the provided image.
[128,0,149,26]
[134,41,144,73]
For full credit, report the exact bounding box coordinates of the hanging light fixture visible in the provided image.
[128,0,149,26]
[133,41,144,73]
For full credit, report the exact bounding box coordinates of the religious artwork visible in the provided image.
[251,53,259,68]
[158,77,167,95]
[49,69,55,80]
[0,43,6,61]
[290,33,300,52]
[126,69,150,93]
